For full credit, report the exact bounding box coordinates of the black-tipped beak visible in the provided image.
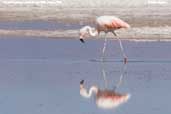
[79,39,85,43]
[80,80,84,84]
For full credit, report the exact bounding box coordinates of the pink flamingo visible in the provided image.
[80,80,130,109]
[79,16,130,64]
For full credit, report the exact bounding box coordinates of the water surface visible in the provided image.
[0,38,170,114]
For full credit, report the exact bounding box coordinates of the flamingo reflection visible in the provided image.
[80,65,130,109]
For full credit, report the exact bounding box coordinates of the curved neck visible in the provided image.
[87,26,98,37]
[80,86,98,98]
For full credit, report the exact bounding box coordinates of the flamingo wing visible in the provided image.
[96,16,130,30]
[105,18,130,29]
[115,18,130,28]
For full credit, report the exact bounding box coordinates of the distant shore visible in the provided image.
[0,6,171,27]
[0,4,171,41]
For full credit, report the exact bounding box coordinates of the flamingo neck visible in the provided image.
[80,86,98,98]
[87,26,98,37]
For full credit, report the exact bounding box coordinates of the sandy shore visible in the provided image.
[0,4,171,41]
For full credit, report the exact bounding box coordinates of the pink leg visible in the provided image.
[101,34,107,61]
[112,31,127,64]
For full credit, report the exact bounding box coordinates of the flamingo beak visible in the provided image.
[80,80,84,84]
[79,39,85,43]
[79,35,85,43]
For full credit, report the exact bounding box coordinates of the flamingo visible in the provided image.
[80,80,130,109]
[79,16,130,64]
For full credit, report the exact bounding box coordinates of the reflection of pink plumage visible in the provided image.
[80,80,130,109]
[79,16,130,64]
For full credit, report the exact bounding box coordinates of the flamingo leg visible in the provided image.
[112,31,127,64]
[102,68,108,89]
[101,34,107,61]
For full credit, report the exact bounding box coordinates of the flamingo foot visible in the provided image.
[124,57,128,64]
[101,57,105,62]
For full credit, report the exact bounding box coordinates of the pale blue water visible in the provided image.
[0,23,171,114]
[0,21,81,30]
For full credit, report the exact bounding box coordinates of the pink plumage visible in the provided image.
[96,16,130,32]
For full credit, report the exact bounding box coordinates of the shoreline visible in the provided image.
[0,27,170,41]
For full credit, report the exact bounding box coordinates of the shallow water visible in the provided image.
[0,21,81,30]
[0,38,171,114]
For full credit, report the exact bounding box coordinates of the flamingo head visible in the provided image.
[79,33,85,43]
[79,29,87,43]
[79,26,95,43]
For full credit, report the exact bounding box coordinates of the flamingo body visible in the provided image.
[96,16,130,33]
[79,16,130,38]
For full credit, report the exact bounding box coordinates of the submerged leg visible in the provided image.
[101,34,107,61]
[112,31,127,64]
